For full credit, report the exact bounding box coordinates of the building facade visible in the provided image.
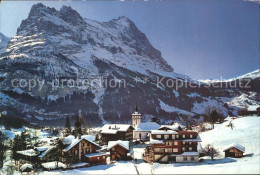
[100,124,134,145]
[143,129,201,163]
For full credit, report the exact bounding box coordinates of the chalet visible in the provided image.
[16,146,56,164]
[108,140,130,161]
[133,122,160,141]
[223,144,245,158]
[60,135,103,164]
[100,124,134,145]
[247,105,260,116]
[143,129,201,163]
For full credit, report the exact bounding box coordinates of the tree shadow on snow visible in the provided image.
[173,157,237,167]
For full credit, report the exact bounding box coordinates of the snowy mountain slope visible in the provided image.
[199,69,260,83]
[0,33,10,54]
[0,3,259,126]
[200,116,260,154]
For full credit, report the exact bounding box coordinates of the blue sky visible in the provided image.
[0,0,259,79]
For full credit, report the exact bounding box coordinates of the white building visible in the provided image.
[133,122,160,141]
[132,105,142,128]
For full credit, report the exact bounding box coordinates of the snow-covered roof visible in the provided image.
[42,162,66,169]
[247,105,260,111]
[223,143,245,153]
[149,139,164,144]
[107,140,129,150]
[101,124,133,134]
[132,111,141,115]
[38,146,55,158]
[135,122,160,131]
[20,163,33,172]
[17,149,38,156]
[63,136,99,152]
[84,152,106,158]
[82,135,95,142]
[159,123,184,131]
[151,130,178,135]
[35,146,49,152]
[179,152,200,156]
[61,135,75,145]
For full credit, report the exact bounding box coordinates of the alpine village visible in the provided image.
[1,104,259,173]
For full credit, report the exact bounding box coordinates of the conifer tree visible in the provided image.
[74,116,82,136]
[65,116,71,136]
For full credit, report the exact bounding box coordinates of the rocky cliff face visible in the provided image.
[0,33,10,55]
[0,3,259,126]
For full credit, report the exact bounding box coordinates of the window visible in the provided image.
[168,148,172,153]
[183,156,187,161]
[182,147,186,151]
[167,142,172,146]
[173,148,178,152]
[86,148,89,153]
[156,135,161,139]
[172,135,175,139]
[74,150,77,155]
[174,141,178,146]
[164,135,169,139]
[82,143,85,147]
[97,157,100,160]
[189,142,192,145]
[190,135,193,138]
[176,135,179,138]
[189,147,192,151]
[165,149,168,152]
[191,156,194,161]
[182,142,185,145]
[112,148,115,151]
[103,156,106,159]
[183,135,185,138]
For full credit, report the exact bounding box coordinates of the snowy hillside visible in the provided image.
[200,116,260,155]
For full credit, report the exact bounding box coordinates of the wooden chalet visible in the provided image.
[100,124,134,145]
[223,144,245,158]
[108,140,130,160]
[143,128,201,163]
[60,135,102,164]
[16,146,56,164]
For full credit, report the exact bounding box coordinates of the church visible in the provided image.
[132,105,161,141]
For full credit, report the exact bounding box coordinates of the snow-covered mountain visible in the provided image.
[0,33,10,54]
[0,3,259,126]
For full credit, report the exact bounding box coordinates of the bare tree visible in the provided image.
[204,144,219,160]
[226,121,234,130]
[182,114,196,130]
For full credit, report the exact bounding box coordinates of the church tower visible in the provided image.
[132,104,142,128]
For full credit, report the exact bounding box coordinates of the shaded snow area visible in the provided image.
[159,99,194,116]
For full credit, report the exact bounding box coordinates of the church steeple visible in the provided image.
[135,103,138,112]
[132,104,142,128]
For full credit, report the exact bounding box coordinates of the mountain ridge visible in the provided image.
[0,3,259,126]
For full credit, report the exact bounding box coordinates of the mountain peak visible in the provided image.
[59,5,84,26]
